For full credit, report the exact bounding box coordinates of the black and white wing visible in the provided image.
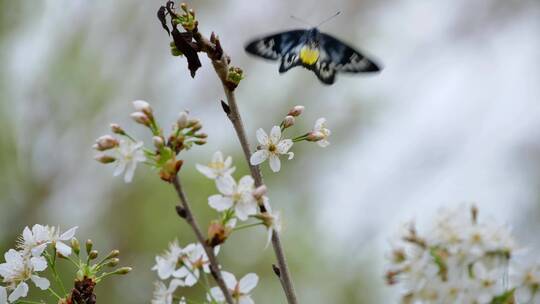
[245,30,306,73]
[319,33,381,74]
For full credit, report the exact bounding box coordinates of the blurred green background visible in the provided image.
[1,0,539,303]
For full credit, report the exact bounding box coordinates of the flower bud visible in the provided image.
[107,258,120,267]
[94,135,118,151]
[133,100,153,116]
[89,250,98,260]
[94,154,116,164]
[153,136,165,149]
[130,112,151,126]
[190,122,202,132]
[287,105,304,117]
[110,123,125,135]
[85,239,93,255]
[194,139,207,145]
[187,118,200,128]
[282,115,295,128]
[253,185,268,200]
[71,238,80,256]
[194,133,208,139]
[114,267,132,275]
[306,131,325,142]
[105,249,120,260]
[177,111,189,129]
[207,221,232,247]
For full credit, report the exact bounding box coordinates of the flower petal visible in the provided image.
[250,150,269,166]
[221,271,237,290]
[209,287,225,301]
[31,256,48,272]
[276,139,293,154]
[239,295,255,304]
[196,164,217,179]
[31,243,48,257]
[269,126,281,144]
[314,117,326,131]
[216,175,236,196]
[317,140,330,148]
[113,161,126,177]
[212,151,224,163]
[59,227,78,240]
[256,128,269,145]
[208,195,234,211]
[238,176,254,191]
[56,241,72,257]
[8,282,28,302]
[239,273,259,293]
[235,203,257,221]
[0,286,6,304]
[268,154,281,172]
[123,160,137,183]
[31,275,50,290]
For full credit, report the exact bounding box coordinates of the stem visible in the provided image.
[233,222,264,231]
[171,175,235,304]
[191,30,299,304]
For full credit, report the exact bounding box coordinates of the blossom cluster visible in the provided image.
[94,100,208,183]
[151,241,258,304]
[249,105,331,172]
[386,206,540,304]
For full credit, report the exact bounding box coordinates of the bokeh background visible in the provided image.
[1,0,540,303]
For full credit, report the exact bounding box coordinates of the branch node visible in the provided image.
[175,205,187,219]
[221,100,231,116]
[272,264,281,278]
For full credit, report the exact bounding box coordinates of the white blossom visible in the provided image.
[312,118,331,147]
[0,287,6,304]
[196,151,235,180]
[152,241,185,280]
[386,206,523,304]
[208,175,258,221]
[111,139,146,183]
[208,272,258,304]
[151,280,184,304]
[18,225,77,257]
[250,126,293,173]
[0,249,49,302]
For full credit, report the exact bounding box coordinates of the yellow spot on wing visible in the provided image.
[300,47,319,65]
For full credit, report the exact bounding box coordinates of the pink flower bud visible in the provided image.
[177,111,189,129]
[153,136,165,149]
[306,131,325,142]
[110,123,125,135]
[133,100,153,116]
[287,105,305,117]
[94,135,118,151]
[130,112,151,126]
[282,115,295,128]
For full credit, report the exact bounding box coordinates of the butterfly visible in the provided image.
[245,21,382,85]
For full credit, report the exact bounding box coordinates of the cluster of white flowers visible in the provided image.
[386,206,540,304]
[0,224,77,303]
[248,105,331,173]
[151,241,258,304]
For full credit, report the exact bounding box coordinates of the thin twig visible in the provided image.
[171,175,235,304]
[192,30,299,304]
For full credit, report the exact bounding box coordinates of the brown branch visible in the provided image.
[192,30,299,304]
[171,175,235,304]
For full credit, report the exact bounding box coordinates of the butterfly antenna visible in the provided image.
[290,15,313,27]
[316,11,341,27]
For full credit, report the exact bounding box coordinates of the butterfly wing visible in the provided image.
[319,33,381,74]
[245,30,306,72]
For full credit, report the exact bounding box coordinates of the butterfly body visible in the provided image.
[245,28,381,85]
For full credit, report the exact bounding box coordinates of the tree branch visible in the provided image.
[171,175,235,304]
[192,30,299,304]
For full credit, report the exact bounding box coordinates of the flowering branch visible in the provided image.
[171,175,235,304]
[167,6,299,304]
